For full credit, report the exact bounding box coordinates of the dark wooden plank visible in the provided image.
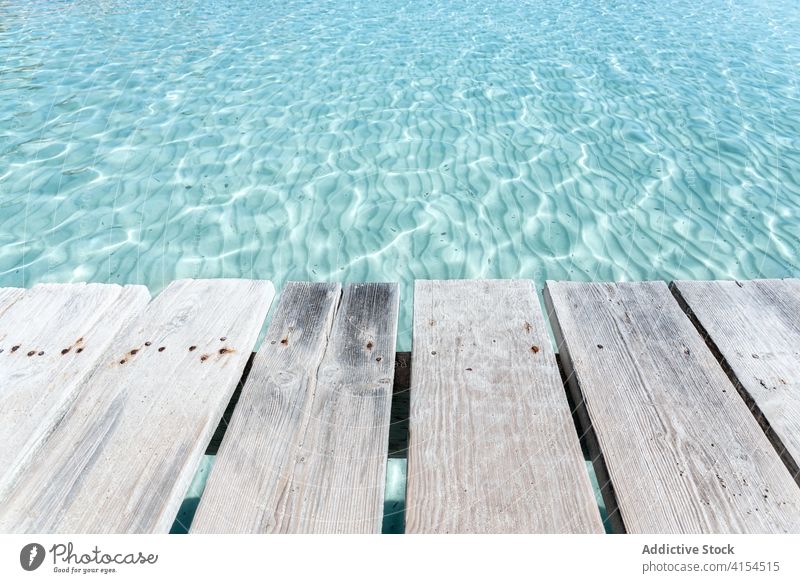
[545,280,800,533]
[405,279,603,533]
[207,351,410,458]
[192,282,398,533]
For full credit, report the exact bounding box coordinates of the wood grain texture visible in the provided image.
[405,279,603,533]
[0,287,24,316]
[192,282,398,533]
[672,279,800,481]
[0,283,150,497]
[0,278,274,534]
[545,280,800,533]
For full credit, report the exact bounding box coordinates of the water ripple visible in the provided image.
[1,0,799,348]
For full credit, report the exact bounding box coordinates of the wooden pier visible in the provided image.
[0,278,799,534]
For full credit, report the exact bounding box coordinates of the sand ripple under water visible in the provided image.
[1,0,799,347]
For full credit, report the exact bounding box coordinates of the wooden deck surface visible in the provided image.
[192,282,398,533]
[2,277,800,534]
[0,283,150,497]
[545,280,800,533]
[0,279,274,533]
[405,280,603,533]
[0,284,150,496]
[673,279,800,482]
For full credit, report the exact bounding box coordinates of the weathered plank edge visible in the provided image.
[206,350,410,459]
[543,282,626,534]
[151,279,277,534]
[669,281,800,485]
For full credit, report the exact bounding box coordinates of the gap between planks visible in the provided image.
[671,279,800,485]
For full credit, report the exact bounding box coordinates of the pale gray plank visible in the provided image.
[673,279,800,481]
[0,283,150,497]
[192,282,398,533]
[0,278,275,533]
[0,287,24,317]
[405,279,603,533]
[545,280,800,533]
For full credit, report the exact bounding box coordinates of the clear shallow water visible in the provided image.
[1,0,799,348]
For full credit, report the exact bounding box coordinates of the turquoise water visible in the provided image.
[2,0,799,349]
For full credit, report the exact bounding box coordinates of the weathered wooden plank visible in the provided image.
[672,279,800,482]
[0,283,150,497]
[276,282,397,533]
[190,281,340,533]
[0,278,274,533]
[0,287,24,317]
[405,279,603,533]
[192,282,398,533]
[545,280,800,533]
